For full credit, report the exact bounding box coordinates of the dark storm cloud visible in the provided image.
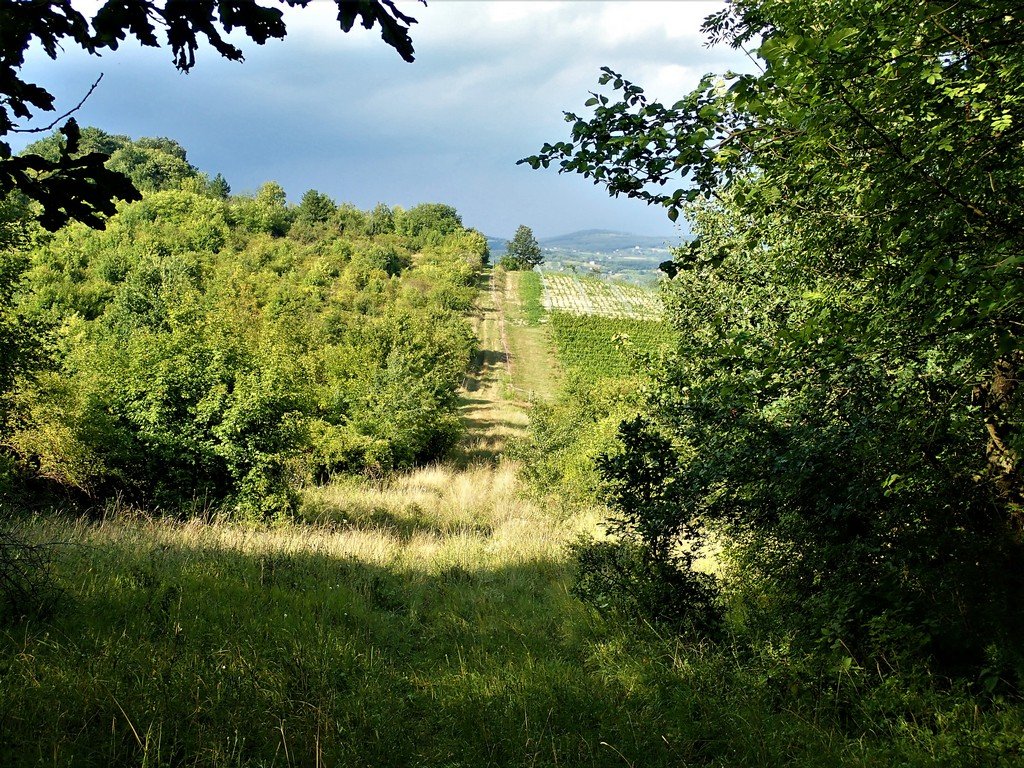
[11,1,748,240]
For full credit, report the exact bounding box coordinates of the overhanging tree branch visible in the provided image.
[0,0,422,230]
[10,74,104,135]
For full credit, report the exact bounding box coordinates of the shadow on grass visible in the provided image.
[4,519,1016,768]
[452,445,506,467]
[455,399,510,417]
[462,349,507,394]
[451,395,526,466]
[0,527,699,768]
[452,417,514,432]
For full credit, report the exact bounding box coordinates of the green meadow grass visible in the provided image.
[3,464,1021,767]
[517,271,545,326]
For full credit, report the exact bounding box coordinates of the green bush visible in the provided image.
[525,0,1024,682]
[3,157,486,517]
[515,374,644,502]
[517,310,672,502]
[0,525,60,625]
[570,537,721,635]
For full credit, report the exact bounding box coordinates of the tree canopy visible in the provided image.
[295,189,337,227]
[525,0,1024,676]
[502,224,542,270]
[1,126,486,515]
[1,0,422,230]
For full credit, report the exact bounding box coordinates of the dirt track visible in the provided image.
[453,270,529,465]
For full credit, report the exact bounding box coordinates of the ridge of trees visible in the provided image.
[1,126,487,518]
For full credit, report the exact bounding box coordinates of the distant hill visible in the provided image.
[486,236,509,256]
[539,229,675,252]
[487,228,686,283]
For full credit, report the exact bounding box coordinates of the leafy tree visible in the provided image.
[15,125,126,162]
[6,143,487,517]
[106,142,198,193]
[1,0,421,230]
[334,202,369,236]
[396,203,463,247]
[295,189,336,226]
[0,194,35,431]
[367,202,395,235]
[526,0,1024,673]
[231,181,291,236]
[22,127,198,195]
[501,224,542,270]
[353,244,410,278]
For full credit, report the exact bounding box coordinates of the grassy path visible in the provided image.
[501,269,561,404]
[454,267,562,465]
[452,269,530,465]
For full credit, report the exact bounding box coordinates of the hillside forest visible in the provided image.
[2,1,1024,766]
[1,128,487,519]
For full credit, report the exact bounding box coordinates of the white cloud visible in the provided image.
[412,1,720,49]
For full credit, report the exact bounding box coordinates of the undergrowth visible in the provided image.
[2,465,1022,766]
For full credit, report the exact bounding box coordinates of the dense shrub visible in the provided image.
[571,537,720,635]
[2,141,487,517]
[528,0,1024,681]
[0,525,59,624]
[516,310,673,502]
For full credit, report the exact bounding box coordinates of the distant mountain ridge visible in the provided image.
[539,229,676,252]
[487,228,679,255]
[487,229,684,284]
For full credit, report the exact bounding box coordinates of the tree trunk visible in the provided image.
[976,353,1023,523]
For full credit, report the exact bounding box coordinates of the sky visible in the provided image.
[12,1,749,240]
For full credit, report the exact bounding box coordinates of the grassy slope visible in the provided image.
[2,270,1021,767]
[502,269,560,402]
[4,469,634,768]
[451,270,529,466]
[9,476,1002,768]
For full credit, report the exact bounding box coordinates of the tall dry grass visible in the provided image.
[300,461,603,571]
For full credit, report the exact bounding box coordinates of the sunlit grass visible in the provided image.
[0,465,626,768]
[300,462,600,566]
[451,269,531,466]
[4,465,1021,766]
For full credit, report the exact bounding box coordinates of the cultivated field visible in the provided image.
[535,272,674,381]
[548,312,675,381]
[540,273,663,320]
